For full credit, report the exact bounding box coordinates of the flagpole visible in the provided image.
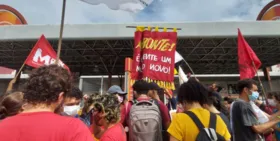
[6,63,25,92]
[56,0,66,64]
[252,61,269,106]
[182,58,196,78]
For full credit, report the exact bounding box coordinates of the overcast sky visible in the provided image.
[0,0,271,24]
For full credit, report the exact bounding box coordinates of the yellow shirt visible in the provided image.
[168,108,231,141]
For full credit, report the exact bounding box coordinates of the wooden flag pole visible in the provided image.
[6,63,25,92]
[252,61,269,106]
[14,63,25,80]
[56,0,66,64]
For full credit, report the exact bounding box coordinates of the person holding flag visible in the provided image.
[231,29,278,141]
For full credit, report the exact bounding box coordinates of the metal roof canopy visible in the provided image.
[1,21,280,75]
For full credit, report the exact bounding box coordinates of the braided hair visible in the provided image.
[82,94,120,124]
[92,94,120,124]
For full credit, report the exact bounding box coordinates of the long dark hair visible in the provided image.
[0,92,24,120]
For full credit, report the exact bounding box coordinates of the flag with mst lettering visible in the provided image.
[25,35,70,71]
[131,27,177,90]
[238,28,261,80]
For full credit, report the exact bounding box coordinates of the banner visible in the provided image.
[131,27,177,90]
[25,35,70,71]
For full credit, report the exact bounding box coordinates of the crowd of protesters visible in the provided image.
[1,65,280,141]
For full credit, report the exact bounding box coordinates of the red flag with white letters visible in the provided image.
[25,35,70,71]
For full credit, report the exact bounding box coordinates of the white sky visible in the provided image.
[0,0,272,24]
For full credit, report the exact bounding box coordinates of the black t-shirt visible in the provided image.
[231,99,260,141]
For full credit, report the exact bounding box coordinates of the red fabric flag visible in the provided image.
[131,29,177,90]
[238,29,261,80]
[25,35,70,71]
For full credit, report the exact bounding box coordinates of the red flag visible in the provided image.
[238,29,261,79]
[25,35,70,71]
[131,29,177,90]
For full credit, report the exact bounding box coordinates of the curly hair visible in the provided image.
[82,93,102,114]
[177,79,208,106]
[23,65,71,105]
[0,92,24,119]
[93,94,120,124]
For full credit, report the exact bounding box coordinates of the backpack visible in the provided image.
[185,111,226,141]
[129,100,162,141]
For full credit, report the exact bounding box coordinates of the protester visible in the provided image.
[81,93,101,127]
[138,81,170,129]
[0,65,93,141]
[256,92,276,115]
[164,89,177,111]
[271,91,280,141]
[61,86,83,117]
[231,79,280,141]
[125,80,170,141]
[148,82,172,141]
[204,90,232,135]
[209,83,228,117]
[80,93,101,141]
[168,79,231,141]
[250,97,274,141]
[91,94,126,141]
[223,96,233,112]
[0,91,24,120]
[107,85,128,126]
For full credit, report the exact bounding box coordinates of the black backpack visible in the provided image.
[185,111,226,141]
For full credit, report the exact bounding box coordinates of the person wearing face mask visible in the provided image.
[249,93,274,141]
[107,85,127,126]
[231,79,280,141]
[254,92,275,115]
[62,87,83,117]
[0,65,94,141]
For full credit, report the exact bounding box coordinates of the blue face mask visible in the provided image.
[248,91,259,101]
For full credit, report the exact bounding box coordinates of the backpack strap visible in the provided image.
[153,99,161,110]
[185,111,205,131]
[209,112,217,130]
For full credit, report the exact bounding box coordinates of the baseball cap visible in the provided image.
[132,80,151,93]
[149,82,161,90]
[107,85,127,95]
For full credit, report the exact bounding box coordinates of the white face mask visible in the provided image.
[117,95,124,103]
[63,105,80,116]
[268,99,277,107]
